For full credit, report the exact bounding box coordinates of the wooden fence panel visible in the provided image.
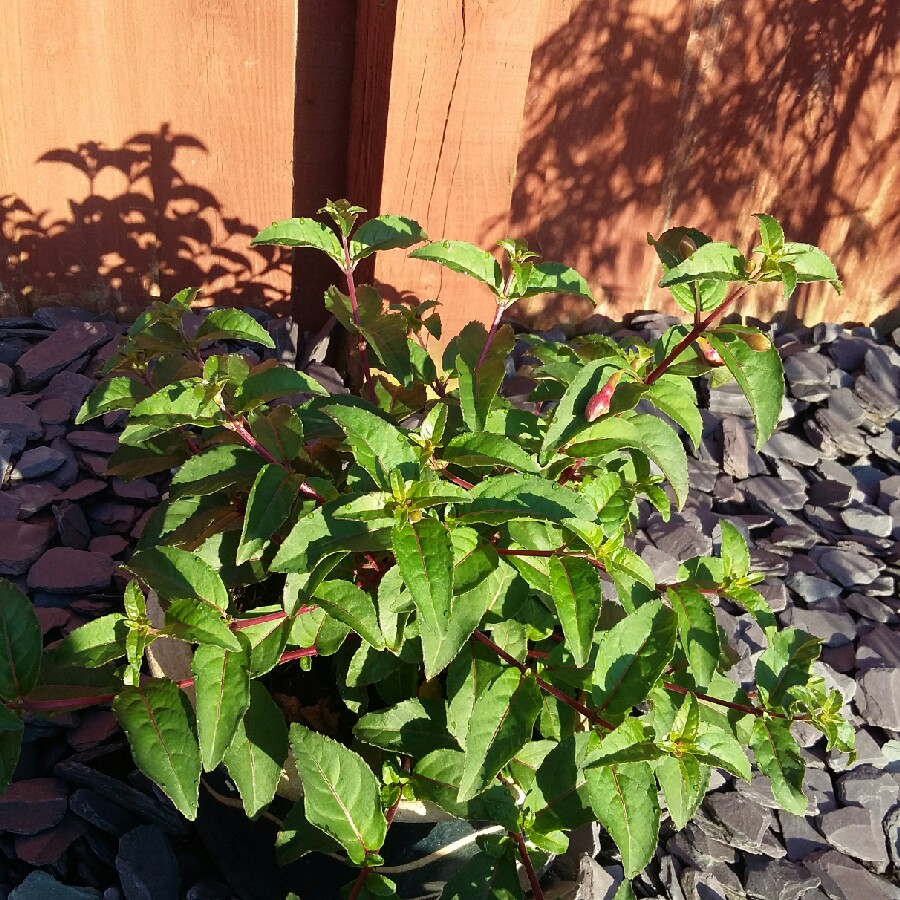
[357,0,899,336]
[0,0,300,319]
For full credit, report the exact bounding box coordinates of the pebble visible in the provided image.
[855,667,900,730]
[0,778,69,834]
[27,548,117,593]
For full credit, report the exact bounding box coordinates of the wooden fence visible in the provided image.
[2,0,897,335]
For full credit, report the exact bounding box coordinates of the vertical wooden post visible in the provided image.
[347,0,544,344]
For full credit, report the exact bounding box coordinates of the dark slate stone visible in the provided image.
[109,477,159,502]
[785,573,841,604]
[806,409,868,458]
[678,866,733,900]
[88,535,128,557]
[864,345,900,394]
[854,375,900,425]
[648,520,712,561]
[43,371,96,412]
[0,778,69,834]
[14,320,110,390]
[761,430,820,466]
[742,855,820,900]
[817,547,882,587]
[53,760,189,837]
[5,481,61,515]
[829,337,871,371]
[0,492,19,522]
[8,870,101,899]
[886,805,900,872]
[116,825,180,900]
[0,396,43,440]
[844,592,898,624]
[841,504,893,538]
[85,502,140,533]
[57,478,107,502]
[13,812,88,866]
[817,805,890,871]
[855,668,900,731]
[855,624,900,669]
[777,810,830,862]
[808,479,856,508]
[8,446,67,481]
[0,362,13,395]
[768,524,820,550]
[667,822,739,868]
[827,387,867,427]
[52,501,92,551]
[0,520,56,576]
[69,789,141,838]
[701,791,779,855]
[67,709,120,753]
[744,476,807,516]
[836,765,899,817]
[66,431,120,455]
[27,548,117,593]
[32,306,98,329]
[35,398,74,425]
[782,607,856,647]
[305,361,348,395]
[721,416,765,479]
[803,850,900,900]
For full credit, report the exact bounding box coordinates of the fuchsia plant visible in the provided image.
[0,203,849,900]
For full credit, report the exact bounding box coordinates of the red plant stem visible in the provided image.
[18,647,318,714]
[475,302,507,371]
[644,283,751,386]
[347,786,406,900]
[662,681,808,722]
[509,830,544,900]
[232,605,318,631]
[472,630,615,731]
[341,235,376,402]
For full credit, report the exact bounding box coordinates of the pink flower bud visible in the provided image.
[585,371,623,422]
[697,337,724,366]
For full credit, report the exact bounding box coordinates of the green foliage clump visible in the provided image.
[0,202,849,899]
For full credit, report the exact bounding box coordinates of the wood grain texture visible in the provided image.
[0,0,298,318]
[356,0,544,344]
[507,0,899,331]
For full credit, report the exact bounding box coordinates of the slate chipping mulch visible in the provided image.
[0,305,899,900]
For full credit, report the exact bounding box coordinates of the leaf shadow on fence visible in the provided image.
[1,123,291,319]
[489,0,898,330]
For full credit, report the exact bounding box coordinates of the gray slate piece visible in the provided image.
[783,607,856,648]
[817,805,890,871]
[855,624,900,669]
[855,667,900,731]
[803,850,900,900]
[14,319,110,390]
[816,547,882,586]
[762,430,821,466]
[785,573,841,603]
[835,765,899,817]
[9,446,67,481]
[116,824,181,900]
[742,855,820,900]
[0,777,69,834]
[0,395,43,440]
[841,504,894,538]
[777,810,831,862]
[0,520,57,575]
[27,547,117,593]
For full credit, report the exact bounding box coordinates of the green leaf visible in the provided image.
[272,503,394,574]
[238,615,289,676]
[192,644,251,771]
[165,599,242,651]
[570,415,688,509]
[440,843,520,899]
[723,585,777,632]
[753,213,784,256]
[755,627,821,710]
[123,580,146,621]
[194,309,275,348]
[526,732,599,835]
[113,679,201,819]
[0,704,23,793]
[644,376,702,449]
[251,217,344,265]
[76,376,151,423]
[349,214,427,261]
[275,797,343,863]
[778,261,799,301]
[659,241,747,287]
[354,699,457,758]
[322,403,420,489]
[460,473,596,526]
[236,464,302,564]
[0,580,42,700]
[409,749,519,830]
[443,433,539,474]
[248,404,307,466]
[127,546,230,611]
[705,330,784,449]
[780,242,841,292]
[666,586,719,693]
[750,718,807,815]
[654,755,708,830]
[592,599,676,716]
[520,261,594,302]
[586,761,660,877]
[549,556,603,668]
[692,723,751,781]
[289,724,387,864]
[454,322,514,433]
[54,614,129,668]
[647,227,730,314]
[458,669,542,802]
[392,520,453,650]
[233,361,328,410]
[314,579,384,650]
[409,241,503,293]
[719,520,750,578]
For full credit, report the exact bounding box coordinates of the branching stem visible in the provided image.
[509,830,544,900]
[341,235,376,402]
